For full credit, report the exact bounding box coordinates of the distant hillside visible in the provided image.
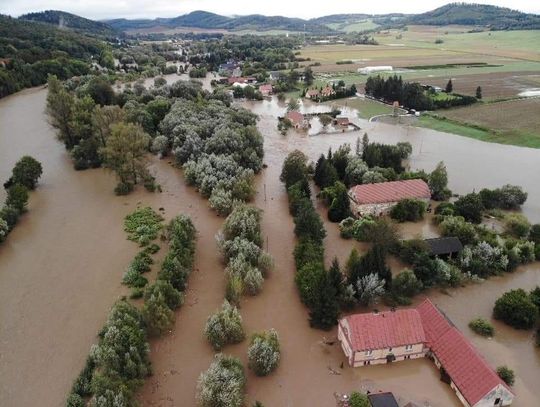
[309,14,371,25]
[106,10,333,33]
[19,10,118,36]
[0,14,103,97]
[407,3,540,30]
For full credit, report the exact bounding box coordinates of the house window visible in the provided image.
[494,398,501,406]
[365,350,373,356]
[405,344,413,351]
[388,348,392,352]
[364,361,371,366]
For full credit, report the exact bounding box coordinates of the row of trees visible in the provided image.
[365,75,477,111]
[0,156,43,245]
[281,150,341,329]
[67,214,197,406]
[216,204,273,304]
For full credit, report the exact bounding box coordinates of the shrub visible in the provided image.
[0,219,8,243]
[0,205,20,230]
[468,318,494,337]
[247,329,281,376]
[142,291,175,336]
[6,184,29,213]
[505,214,530,238]
[66,393,84,407]
[114,181,134,195]
[222,204,262,246]
[493,289,539,329]
[9,156,43,190]
[435,201,455,216]
[439,216,477,245]
[124,207,164,246]
[296,262,326,308]
[349,392,370,407]
[392,269,423,298]
[529,224,540,244]
[390,198,427,222]
[197,354,245,407]
[397,239,430,264]
[496,366,515,386]
[204,300,245,350]
[144,280,183,310]
[454,193,484,223]
[280,150,309,189]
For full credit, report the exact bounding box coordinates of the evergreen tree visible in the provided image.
[142,291,175,337]
[309,271,339,330]
[446,79,453,93]
[313,154,327,187]
[328,182,351,222]
[328,257,344,299]
[476,86,482,99]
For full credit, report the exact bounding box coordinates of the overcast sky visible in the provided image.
[1,0,539,20]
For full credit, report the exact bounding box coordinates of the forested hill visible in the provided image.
[19,10,119,37]
[106,10,333,33]
[407,3,540,30]
[0,15,104,98]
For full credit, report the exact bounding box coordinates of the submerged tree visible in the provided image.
[247,329,281,376]
[100,122,151,194]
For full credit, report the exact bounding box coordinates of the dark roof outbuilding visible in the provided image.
[424,237,463,256]
[368,392,399,407]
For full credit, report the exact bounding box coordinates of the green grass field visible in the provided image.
[416,115,540,148]
[329,98,394,120]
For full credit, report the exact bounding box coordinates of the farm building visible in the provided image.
[368,392,400,407]
[285,111,309,129]
[259,84,273,97]
[358,66,393,75]
[306,89,320,99]
[334,116,350,126]
[425,236,463,258]
[321,85,336,98]
[348,179,431,217]
[338,299,515,407]
[227,76,256,85]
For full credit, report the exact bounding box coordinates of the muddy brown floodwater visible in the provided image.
[0,88,539,407]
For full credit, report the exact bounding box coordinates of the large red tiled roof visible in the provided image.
[286,111,304,124]
[417,299,514,406]
[349,179,431,205]
[343,309,425,351]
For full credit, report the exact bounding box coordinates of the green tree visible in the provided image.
[0,219,8,243]
[309,271,340,329]
[428,161,451,201]
[392,269,423,298]
[280,150,308,189]
[247,329,281,376]
[46,75,77,149]
[197,354,245,407]
[327,182,351,223]
[6,184,29,213]
[9,156,43,190]
[319,114,332,128]
[493,289,538,329]
[142,291,175,336]
[85,76,114,106]
[496,366,515,386]
[204,300,245,350]
[286,98,300,112]
[100,123,151,194]
[349,392,370,407]
[468,318,494,337]
[390,198,427,222]
[454,193,484,224]
[304,66,314,86]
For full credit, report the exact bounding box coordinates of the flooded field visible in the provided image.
[1,88,539,406]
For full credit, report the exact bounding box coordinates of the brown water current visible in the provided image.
[0,89,539,406]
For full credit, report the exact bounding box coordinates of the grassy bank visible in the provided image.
[416,115,540,149]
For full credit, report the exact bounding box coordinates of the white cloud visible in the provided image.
[1,0,538,20]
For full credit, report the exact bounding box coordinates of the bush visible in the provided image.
[480,185,527,210]
[114,181,134,195]
[124,207,163,246]
[9,156,43,190]
[390,198,427,222]
[439,216,477,245]
[349,392,370,407]
[6,184,29,213]
[0,218,9,243]
[468,318,494,337]
[454,193,484,223]
[493,289,539,329]
[247,329,281,376]
[0,205,20,230]
[397,239,430,264]
[144,280,183,310]
[505,214,530,238]
[204,300,245,350]
[496,366,515,386]
[142,291,175,336]
[392,269,423,298]
[197,354,245,407]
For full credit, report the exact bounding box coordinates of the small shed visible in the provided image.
[334,116,350,126]
[425,237,462,258]
[368,392,399,407]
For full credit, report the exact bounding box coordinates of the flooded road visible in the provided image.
[0,88,539,406]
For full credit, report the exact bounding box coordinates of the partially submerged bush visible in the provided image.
[497,366,515,386]
[493,289,538,329]
[197,354,246,407]
[204,300,245,350]
[247,329,281,376]
[469,317,494,337]
[124,207,163,246]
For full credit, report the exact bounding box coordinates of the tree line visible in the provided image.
[0,156,42,245]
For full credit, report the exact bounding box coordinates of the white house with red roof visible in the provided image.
[348,179,431,217]
[338,299,515,407]
[259,84,273,97]
[285,111,309,129]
